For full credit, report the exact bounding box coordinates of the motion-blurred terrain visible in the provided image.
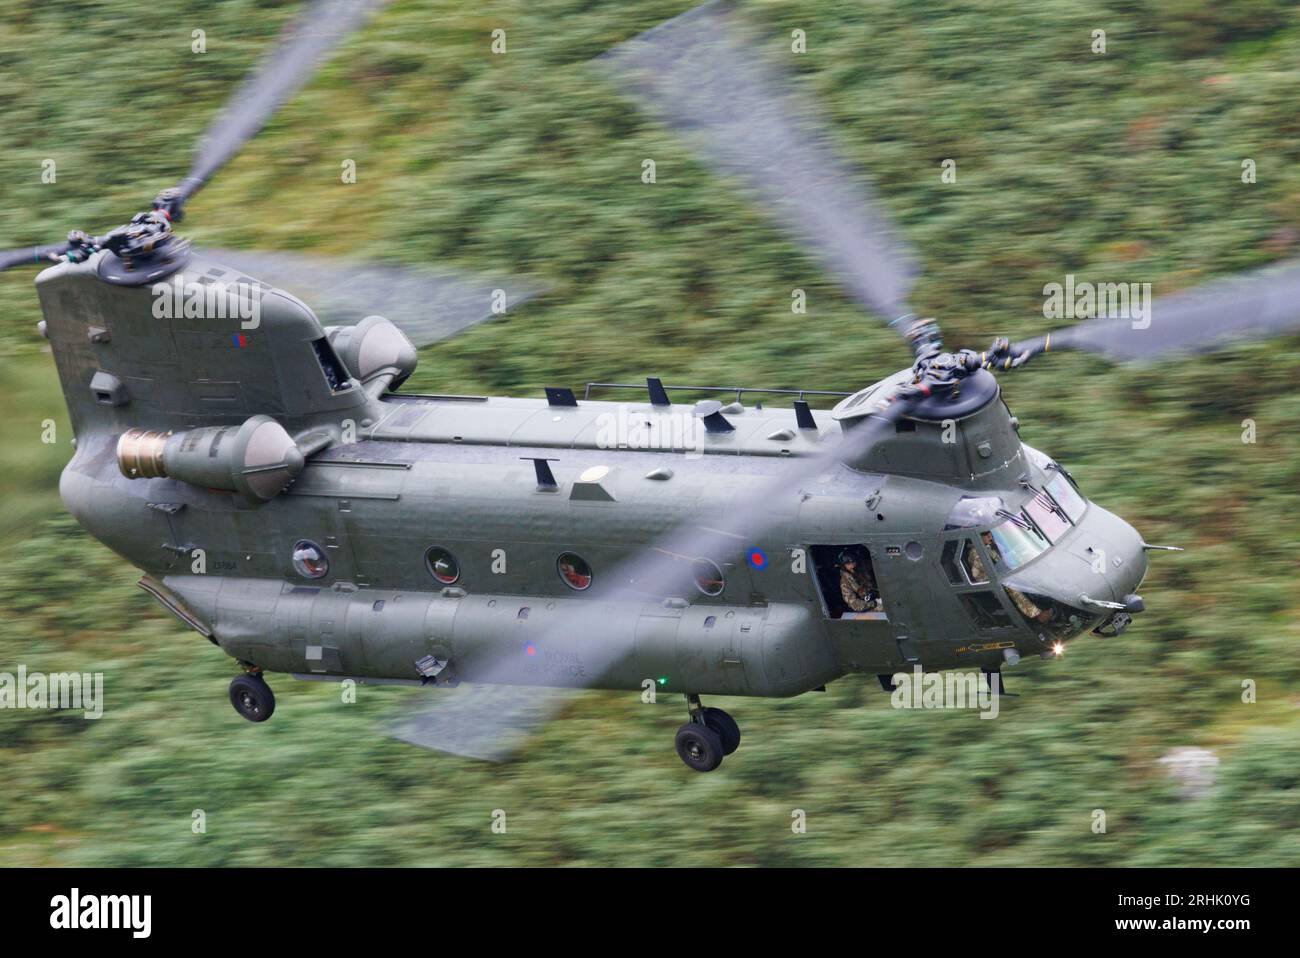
[0,0,1297,865]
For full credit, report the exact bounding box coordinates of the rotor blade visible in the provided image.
[176,0,389,203]
[391,685,582,762]
[0,243,67,273]
[1015,259,1300,362]
[600,0,917,324]
[201,249,541,347]
[391,393,915,761]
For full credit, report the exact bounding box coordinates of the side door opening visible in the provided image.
[809,544,886,620]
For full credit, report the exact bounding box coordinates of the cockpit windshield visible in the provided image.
[1025,444,1089,524]
[944,495,1004,530]
[989,511,1049,570]
[1024,489,1071,541]
[945,449,1092,574]
[1046,473,1087,522]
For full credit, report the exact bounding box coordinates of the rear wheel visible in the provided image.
[675,723,725,772]
[229,674,275,722]
[701,706,741,755]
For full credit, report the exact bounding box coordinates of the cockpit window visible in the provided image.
[1046,474,1087,523]
[941,538,989,585]
[959,591,1013,630]
[988,511,1049,570]
[943,496,1004,531]
[1024,490,1071,542]
[1007,589,1103,639]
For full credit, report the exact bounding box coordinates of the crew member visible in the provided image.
[966,533,1052,624]
[838,550,878,613]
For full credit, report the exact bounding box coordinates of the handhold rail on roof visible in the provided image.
[583,381,852,405]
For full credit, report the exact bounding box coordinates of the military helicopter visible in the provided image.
[5,0,1300,772]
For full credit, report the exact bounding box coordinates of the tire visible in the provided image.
[229,674,275,723]
[702,707,741,755]
[675,723,725,772]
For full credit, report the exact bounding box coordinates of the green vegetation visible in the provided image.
[1,0,1297,866]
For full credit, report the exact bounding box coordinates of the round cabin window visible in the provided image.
[692,558,725,597]
[557,552,593,591]
[292,540,329,579]
[425,546,460,585]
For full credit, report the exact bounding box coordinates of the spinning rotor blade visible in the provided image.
[1014,259,1300,362]
[0,243,67,273]
[174,0,389,205]
[391,394,916,761]
[202,249,542,347]
[601,0,917,326]
[392,686,582,762]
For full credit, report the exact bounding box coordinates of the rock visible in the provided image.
[1158,747,1220,799]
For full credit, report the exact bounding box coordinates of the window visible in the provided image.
[292,540,329,579]
[944,495,1005,531]
[1007,589,1101,638]
[1024,490,1071,542]
[941,540,965,584]
[959,591,1013,629]
[557,552,593,591]
[1046,474,1087,523]
[988,512,1049,570]
[692,558,725,597]
[424,546,460,585]
[962,539,989,583]
[943,539,992,585]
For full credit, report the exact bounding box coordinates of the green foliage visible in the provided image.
[0,0,1297,866]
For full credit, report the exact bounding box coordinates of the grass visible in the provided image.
[0,0,1297,866]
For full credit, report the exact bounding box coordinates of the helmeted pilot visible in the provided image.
[967,533,1052,624]
[838,549,879,613]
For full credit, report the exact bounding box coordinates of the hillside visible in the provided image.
[0,0,1297,865]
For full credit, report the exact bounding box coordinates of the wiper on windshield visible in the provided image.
[1033,488,1070,523]
[995,508,1032,531]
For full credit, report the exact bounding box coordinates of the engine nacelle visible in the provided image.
[325,315,417,390]
[116,414,305,502]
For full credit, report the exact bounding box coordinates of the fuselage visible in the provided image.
[40,251,1149,700]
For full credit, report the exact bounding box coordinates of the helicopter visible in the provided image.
[5,0,1300,772]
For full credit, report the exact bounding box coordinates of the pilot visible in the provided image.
[967,533,1052,625]
[838,550,879,613]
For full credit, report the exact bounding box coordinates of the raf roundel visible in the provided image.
[746,547,768,571]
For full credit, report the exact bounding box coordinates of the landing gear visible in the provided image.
[675,694,740,772]
[702,707,741,755]
[229,672,275,722]
[675,724,725,772]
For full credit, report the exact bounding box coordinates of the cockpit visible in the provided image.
[941,451,1128,642]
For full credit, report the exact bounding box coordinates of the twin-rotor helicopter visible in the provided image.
[5,0,1298,770]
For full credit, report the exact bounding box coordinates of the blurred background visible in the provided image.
[0,0,1297,866]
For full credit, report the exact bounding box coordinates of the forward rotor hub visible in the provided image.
[92,209,192,285]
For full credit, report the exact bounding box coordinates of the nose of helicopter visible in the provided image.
[1060,502,1149,607]
[1002,501,1148,638]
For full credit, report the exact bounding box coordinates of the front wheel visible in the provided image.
[229,674,275,723]
[675,723,725,772]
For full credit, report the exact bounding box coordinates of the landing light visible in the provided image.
[1052,642,1065,658]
